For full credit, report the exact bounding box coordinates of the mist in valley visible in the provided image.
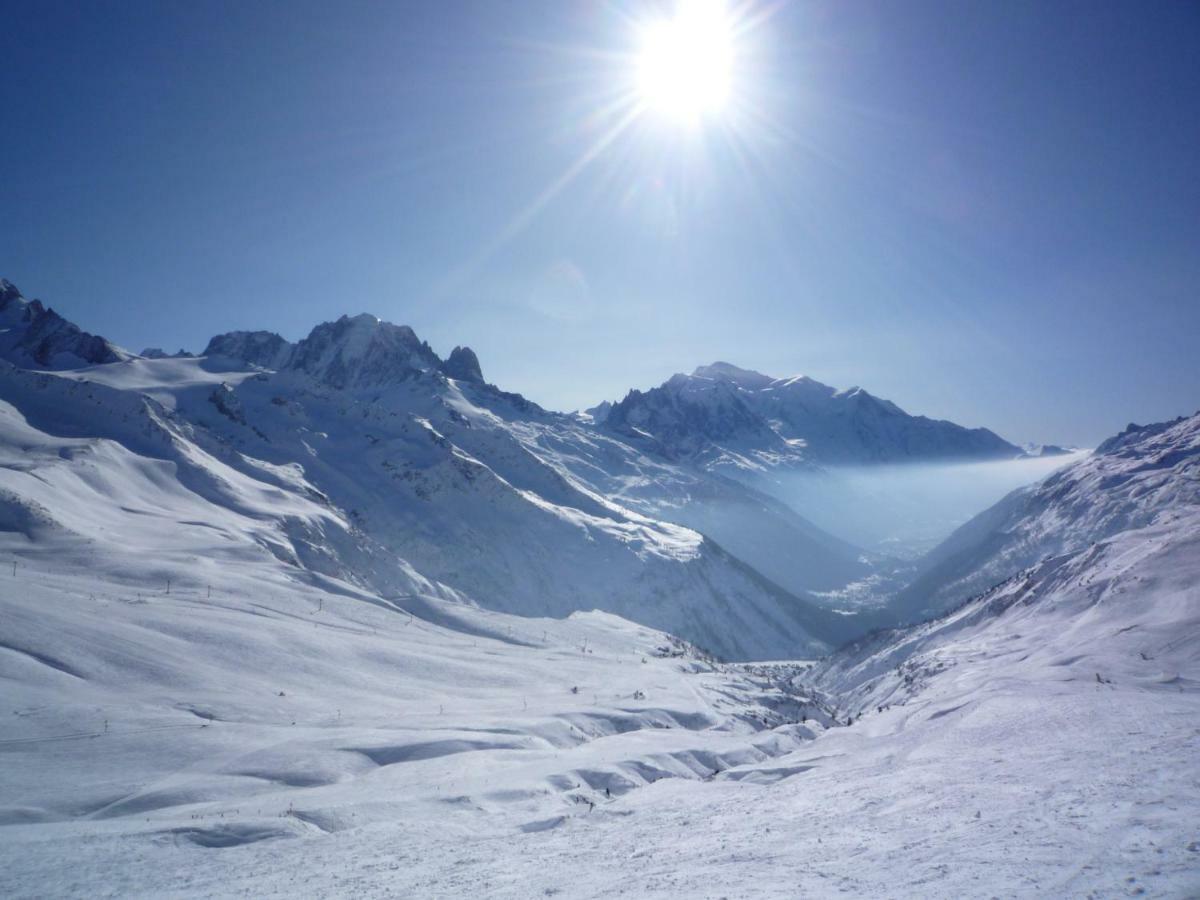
[775,452,1088,559]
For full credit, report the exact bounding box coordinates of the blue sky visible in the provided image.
[2,0,1197,445]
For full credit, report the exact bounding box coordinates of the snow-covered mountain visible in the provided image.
[0,283,880,659]
[812,493,1200,714]
[203,329,294,369]
[0,279,131,369]
[602,361,1021,474]
[205,316,488,390]
[892,411,1200,621]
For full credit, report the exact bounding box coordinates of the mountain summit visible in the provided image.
[691,361,776,390]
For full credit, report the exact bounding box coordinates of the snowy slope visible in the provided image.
[0,363,462,605]
[476,405,875,597]
[813,479,1200,715]
[603,361,1021,475]
[0,387,851,895]
[0,496,843,893]
[893,411,1200,620]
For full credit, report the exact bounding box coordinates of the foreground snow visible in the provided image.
[2,481,1198,897]
[1,570,1195,897]
[0,554,834,897]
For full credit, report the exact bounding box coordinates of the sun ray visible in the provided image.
[428,100,644,301]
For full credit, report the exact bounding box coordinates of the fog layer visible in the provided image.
[777,453,1087,558]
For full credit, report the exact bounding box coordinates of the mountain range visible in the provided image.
[1,279,875,659]
[0,277,1147,661]
[597,361,1022,479]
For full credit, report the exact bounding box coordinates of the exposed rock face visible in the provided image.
[608,374,789,463]
[440,346,483,383]
[202,330,293,369]
[204,316,453,390]
[141,348,196,360]
[208,382,247,425]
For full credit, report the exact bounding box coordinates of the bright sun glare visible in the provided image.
[636,1,734,123]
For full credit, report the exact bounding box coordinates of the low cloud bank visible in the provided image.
[776,453,1087,558]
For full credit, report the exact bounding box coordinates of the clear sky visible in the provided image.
[3,1,1198,446]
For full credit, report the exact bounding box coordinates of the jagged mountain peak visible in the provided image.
[286,313,440,390]
[607,375,783,465]
[141,347,196,359]
[0,278,130,369]
[203,313,490,391]
[0,279,34,319]
[690,363,840,397]
[442,345,484,383]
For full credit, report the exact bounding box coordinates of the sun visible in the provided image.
[636,1,734,123]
